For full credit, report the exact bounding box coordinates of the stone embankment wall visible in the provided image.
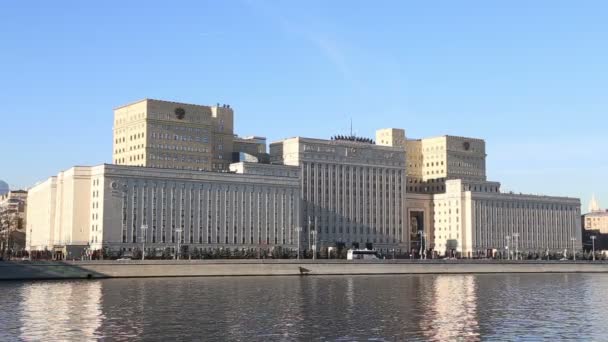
[2,260,608,280]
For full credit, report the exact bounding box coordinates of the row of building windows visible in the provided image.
[117,184,298,247]
[151,123,208,133]
[114,111,145,125]
[473,202,578,250]
[301,162,404,245]
[149,144,210,153]
[149,154,209,164]
[150,132,209,143]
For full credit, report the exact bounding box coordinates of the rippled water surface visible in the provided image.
[1,274,606,341]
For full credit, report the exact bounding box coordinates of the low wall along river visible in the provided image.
[3,260,608,280]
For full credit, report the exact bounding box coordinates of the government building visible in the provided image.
[25,98,583,259]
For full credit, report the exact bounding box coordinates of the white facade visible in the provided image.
[27,178,57,252]
[270,136,407,252]
[27,163,300,257]
[26,167,93,257]
[433,180,581,257]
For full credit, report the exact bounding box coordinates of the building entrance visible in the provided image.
[409,211,424,257]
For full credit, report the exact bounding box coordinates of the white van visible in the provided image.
[347,249,378,260]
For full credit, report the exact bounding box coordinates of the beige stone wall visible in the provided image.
[113,100,147,167]
[406,140,423,178]
[405,135,486,194]
[584,212,608,233]
[26,177,57,251]
[112,99,235,171]
[375,128,406,147]
[420,136,448,181]
[432,180,468,255]
[52,167,93,248]
[432,179,581,256]
[210,105,234,170]
[445,136,486,181]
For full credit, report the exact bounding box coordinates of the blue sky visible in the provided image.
[1,1,606,211]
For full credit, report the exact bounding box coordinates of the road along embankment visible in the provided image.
[2,260,608,280]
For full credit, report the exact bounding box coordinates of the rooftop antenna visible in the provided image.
[350,118,353,137]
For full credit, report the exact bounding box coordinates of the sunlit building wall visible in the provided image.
[27,163,300,257]
[270,136,407,252]
[433,179,581,257]
[113,99,234,171]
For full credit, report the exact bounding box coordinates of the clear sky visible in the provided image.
[1,1,606,211]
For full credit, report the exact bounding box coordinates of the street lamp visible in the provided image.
[296,226,302,260]
[110,181,129,260]
[175,228,183,260]
[308,216,318,260]
[513,233,520,260]
[141,224,148,260]
[28,228,32,258]
[418,230,424,259]
[505,236,510,260]
[571,237,576,261]
[308,216,312,256]
[591,235,596,261]
[311,229,317,261]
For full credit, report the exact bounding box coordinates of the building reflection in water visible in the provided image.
[19,281,102,341]
[419,275,480,341]
[345,277,355,316]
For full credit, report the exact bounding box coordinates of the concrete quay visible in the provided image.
[2,260,608,281]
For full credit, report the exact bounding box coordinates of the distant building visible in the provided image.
[582,195,608,251]
[0,180,8,196]
[26,163,300,259]
[113,99,235,171]
[0,190,28,252]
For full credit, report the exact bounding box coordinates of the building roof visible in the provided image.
[584,210,608,217]
[113,98,231,111]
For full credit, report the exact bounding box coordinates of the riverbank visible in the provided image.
[2,260,608,280]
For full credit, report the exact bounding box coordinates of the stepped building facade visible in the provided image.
[25,98,583,258]
[376,128,581,257]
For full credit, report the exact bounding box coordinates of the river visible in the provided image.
[0,274,605,341]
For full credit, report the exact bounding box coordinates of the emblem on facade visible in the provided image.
[175,107,186,120]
